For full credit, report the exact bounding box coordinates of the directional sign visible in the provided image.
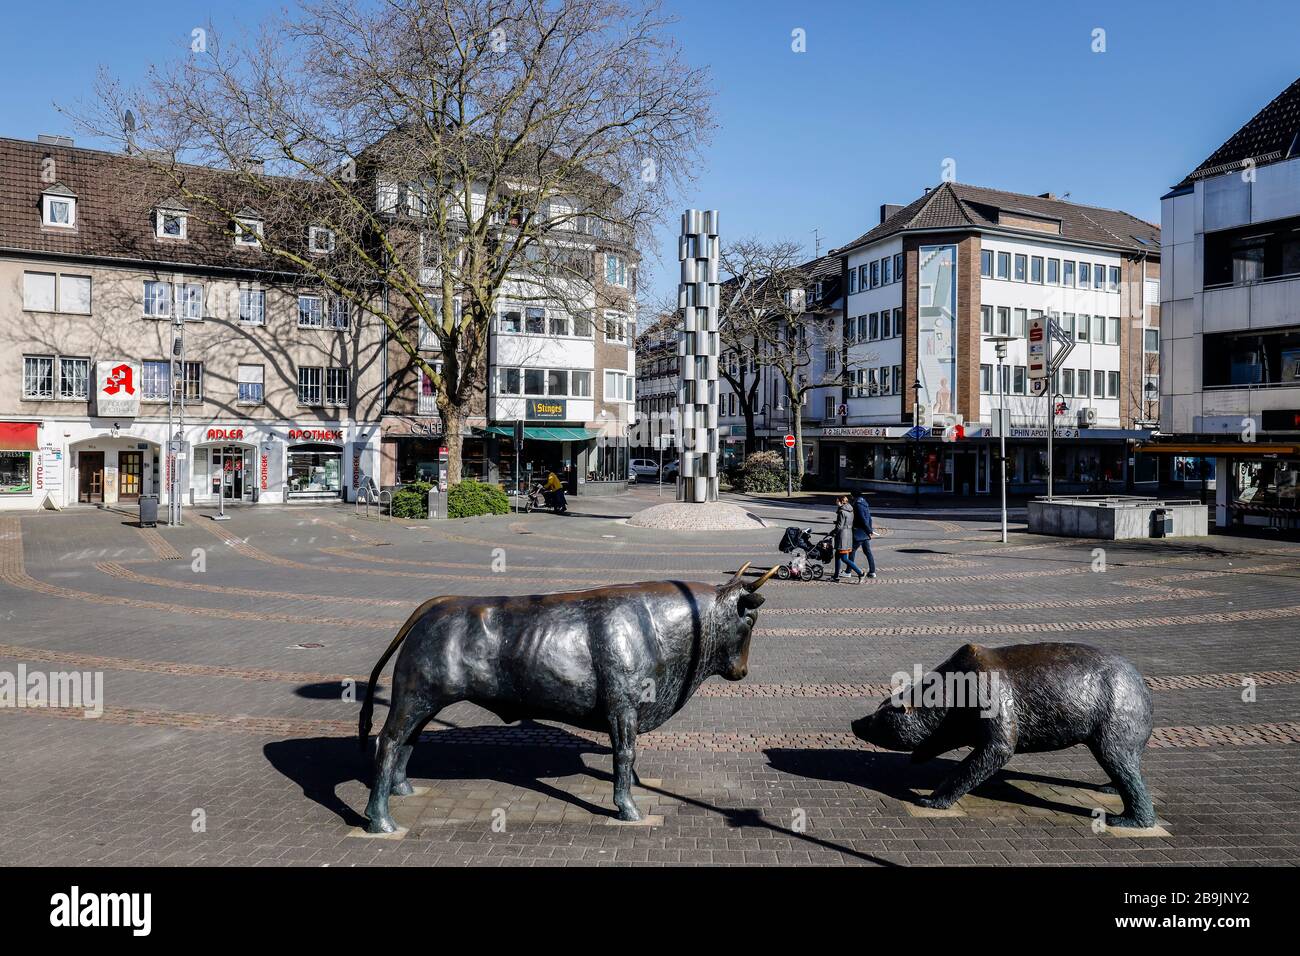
[905,425,929,440]
[1047,317,1075,371]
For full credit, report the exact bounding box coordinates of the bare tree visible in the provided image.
[68,0,712,481]
[719,239,843,476]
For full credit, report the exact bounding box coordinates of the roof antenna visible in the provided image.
[812,227,822,258]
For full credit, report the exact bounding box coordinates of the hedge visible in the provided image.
[737,450,788,494]
[447,479,510,518]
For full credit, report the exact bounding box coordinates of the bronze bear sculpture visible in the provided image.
[359,564,777,833]
[851,642,1156,828]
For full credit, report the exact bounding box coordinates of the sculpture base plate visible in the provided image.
[627,501,767,531]
[605,814,665,827]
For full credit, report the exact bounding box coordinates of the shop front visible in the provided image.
[1138,441,1299,531]
[192,432,257,503]
[478,423,603,494]
[285,428,346,500]
[0,421,39,507]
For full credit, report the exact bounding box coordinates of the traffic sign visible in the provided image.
[904,425,929,440]
[783,434,796,448]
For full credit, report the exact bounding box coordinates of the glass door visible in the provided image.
[210,446,250,500]
[118,451,142,501]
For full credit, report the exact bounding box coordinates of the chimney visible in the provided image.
[1038,192,1057,200]
[879,203,904,224]
[37,134,74,148]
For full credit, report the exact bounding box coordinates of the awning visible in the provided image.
[1136,442,1300,457]
[480,425,602,442]
[0,422,39,451]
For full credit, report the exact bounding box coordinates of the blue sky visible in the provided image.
[4,0,1298,309]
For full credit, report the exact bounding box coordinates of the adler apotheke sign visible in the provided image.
[94,362,140,417]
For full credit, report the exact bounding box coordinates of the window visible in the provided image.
[498,368,521,395]
[298,295,324,328]
[178,361,202,403]
[239,289,266,325]
[1077,370,1089,398]
[234,217,263,247]
[1063,260,1075,287]
[499,308,522,333]
[997,306,1011,336]
[996,252,1010,279]
[1014,254,1027,282]
[869,313,879,340]
[176,283,203,320]
[1012,308,1027,337]
[858,265,869,289]
[1110,266,1123,292]
[327,298,350,330]
[42,193,75,228]
[141,361,170,401]
[143,281,172,318]
[980,249,993,278]
[1092,315,1105,344]
[998,364,1010,395]
[981,305,993,334]
[1061,368,1074,396]
[571,370,591,397]
[525,307,546,334]
[524,368,546,395]
[980,364,993,393]
[22,272,57,312]
[1203,218,1300,288]
[1094,264,1105,290]
[308,226,335,254]
[156,209,187,240]
[604,370,631,402]
[870,261,880,288]
[1107,371,1120,398]
[326,367,349,407]
[881,256,891,284]
[237,364,264,404]
[605,254,628,287]
[549,314,570,336]
[1079,263,1091,288]
[545,369,568,396]
[22,356,54,399]
[847,269,857,294]
[893,307,903,336]
[1107,317,1120,346]
[1047,258,1060,284]
[1030,256,1044,283]
[58,357,89,400]
[1094,369,1106,398]
[880,366,892,394]
[1013,366,1027,394]
[297,366,322,406]
[573,312,593,337]
[604,312,628,343]
[893,253,903,281]
[1144,328,1160,353]
[880,311,892,338]
[1076,314,1089,342]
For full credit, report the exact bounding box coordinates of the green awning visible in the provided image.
[479,425,602,442]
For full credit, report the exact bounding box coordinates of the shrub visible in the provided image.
[737,450,788,494]
[448,479,510,519]
[390,481,432,519]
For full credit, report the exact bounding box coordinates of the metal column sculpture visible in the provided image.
[677,209,720,503]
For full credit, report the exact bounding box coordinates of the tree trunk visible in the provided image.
[793,400,806,482]
[439,402,463,485]
[743,405,756,457]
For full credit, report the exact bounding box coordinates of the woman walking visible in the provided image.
[830,494,866,584]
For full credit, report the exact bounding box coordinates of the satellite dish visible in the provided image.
[124,110,136,133]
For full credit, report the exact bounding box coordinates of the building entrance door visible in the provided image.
[210,445,250,500]
[78,451,105,503]
[118,451,143,501]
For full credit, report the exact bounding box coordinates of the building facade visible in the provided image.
[821,185,1160,495]
[1157,76,1300,529]
[0,136,385,512]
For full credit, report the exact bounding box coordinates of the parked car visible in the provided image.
[630,458,662,481]
[662,458,679,482]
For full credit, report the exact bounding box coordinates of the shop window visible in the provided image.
[288,445,343,498]
[0,451,32,495]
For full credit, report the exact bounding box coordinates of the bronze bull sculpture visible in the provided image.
[359,564,777,833]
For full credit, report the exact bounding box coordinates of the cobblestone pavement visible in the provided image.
[1,486,1298,866]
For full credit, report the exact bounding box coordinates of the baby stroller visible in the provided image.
[776,526,834,580]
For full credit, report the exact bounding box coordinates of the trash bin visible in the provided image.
[427,489,447,520]
[139,494,159,528]
[1151,508,1173,538]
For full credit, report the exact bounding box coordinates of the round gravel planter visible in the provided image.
[627,501,768,531]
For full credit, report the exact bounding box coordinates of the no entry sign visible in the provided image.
[784,434,795,448]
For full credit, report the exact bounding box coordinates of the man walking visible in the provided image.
[851,490,878,578]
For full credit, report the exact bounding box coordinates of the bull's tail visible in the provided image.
[358,597,444,750]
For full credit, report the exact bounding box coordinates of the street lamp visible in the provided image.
[984,335,1015,543]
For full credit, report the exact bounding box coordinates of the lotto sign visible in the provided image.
[94,361,141,417]
[783,435,796,448]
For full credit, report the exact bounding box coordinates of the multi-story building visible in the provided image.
[820,184,1160,495]
[372,182,638,495]
[0,135,385,511]
[1156,76,1300,529]
[633,313,679,461]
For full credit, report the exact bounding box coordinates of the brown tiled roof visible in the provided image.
[0,136,314,273]
[1175,76,1300,188]
[833,181,1159,255]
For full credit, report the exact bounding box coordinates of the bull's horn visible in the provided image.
[730,561,752,583]
[745,565,779,592]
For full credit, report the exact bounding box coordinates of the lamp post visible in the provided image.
[984,335,1015,543]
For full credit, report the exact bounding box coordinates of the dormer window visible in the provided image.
[308,226,335,254]
[233,212,263,248]
[41,186,77,229]
[156,203,188,240]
